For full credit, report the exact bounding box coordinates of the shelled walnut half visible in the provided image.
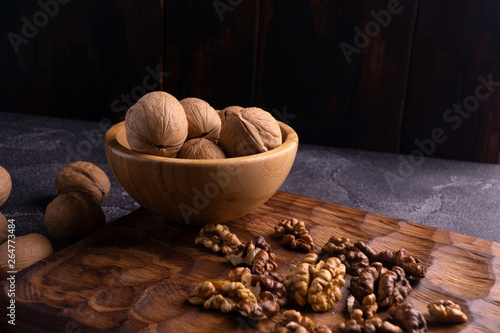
[284,253,346,312]
[195,224,241,255]
[188,279,274,320]
[227,267,288,307]
[274,218,314,252]
[319,236,370,275]
[225,236,278,274]
[428,300,467,324]
[350,262,387,301]
[388,303,427,333]
[273,309,332,333]
[371,248,426,279]
[377,266,412,307]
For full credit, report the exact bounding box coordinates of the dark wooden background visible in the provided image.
[1,0,500,163]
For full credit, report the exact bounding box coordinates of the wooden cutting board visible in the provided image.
[0,191,499,333]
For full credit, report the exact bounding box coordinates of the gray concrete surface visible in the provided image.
[1,111,498,250]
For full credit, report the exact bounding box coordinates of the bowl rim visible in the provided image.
[104,121,299,165]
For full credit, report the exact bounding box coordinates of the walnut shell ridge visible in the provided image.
[125,91,188,157]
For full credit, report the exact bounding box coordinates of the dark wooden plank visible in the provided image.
[163,0,259,110]
[400,0,500,163]
[0,0,165,123]
[255,0,418,152]
[0,191,499,332]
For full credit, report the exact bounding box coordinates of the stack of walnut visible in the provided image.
[190,218,468,333]
[44,161,110,243]
[125,91,283,159]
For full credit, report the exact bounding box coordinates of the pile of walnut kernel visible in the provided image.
[124,91,283,159]
[190,219,468,332]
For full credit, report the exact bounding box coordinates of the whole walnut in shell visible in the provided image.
[180,97,221,143]
[219,107,282,157]
[125,91,188,157]
[0,165,12,206]
[0,233,53,278]
[0,212,8,244]
[55,161,110,204]
[44,192,105,242]
[178,138,226,160]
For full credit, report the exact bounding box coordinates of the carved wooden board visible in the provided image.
[0,192,499,332]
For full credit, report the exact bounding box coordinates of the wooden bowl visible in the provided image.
[104,121,298,225]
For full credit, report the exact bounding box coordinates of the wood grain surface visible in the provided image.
[0,191,499,333]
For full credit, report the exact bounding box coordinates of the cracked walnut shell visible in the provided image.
[427,300,467,324]
[195,224,241,254]
[180,97,221,143]
[125,91,188,157]
[219,107,282,157]
[55,161,110,204]
[177,138,226,159]
[274,218,314,252]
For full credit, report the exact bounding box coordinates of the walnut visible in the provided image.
[0,212,8,244]
[332,315,402,333]
[55,161,111,204]
[189,280,257,314]
[285,254,346,311]
[252,236,277,274]
[177,138,226,159]
[219,107,282,157]
[371,248,426,279]
[388,303,427,333]
[272,309,328,333]
[225,240,261,266]
[284,259,315,307]
[377,266,412,307]
[354,241,378,260]
[180,97,221,143]
[225,237,278,274]
[350,262,388,301]
[125,91,188,157]
[227,267,288,307]
[319,236,369,275]
[195,224,241,255]
[360,294,378,319]
[44,192,105,242]
[308,257,346,311]
[274,218,314,252]
[364,317,402,333]
[427,300,467,324]
[0,165,12,206]
[250,290,281,320]
[0,233,53,278]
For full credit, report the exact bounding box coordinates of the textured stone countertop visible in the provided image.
[1,111,499,250]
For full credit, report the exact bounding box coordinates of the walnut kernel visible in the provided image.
[0,166,12,206]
